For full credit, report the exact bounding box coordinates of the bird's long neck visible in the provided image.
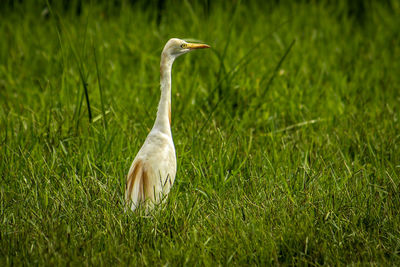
[153,54,174,135]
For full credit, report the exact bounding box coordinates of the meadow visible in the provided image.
[1,0,399,265]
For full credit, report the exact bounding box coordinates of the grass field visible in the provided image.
[1,0,400,265]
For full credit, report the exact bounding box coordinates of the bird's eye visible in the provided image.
[181,43,187,49]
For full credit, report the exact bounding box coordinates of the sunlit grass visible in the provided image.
[1,0,399,265]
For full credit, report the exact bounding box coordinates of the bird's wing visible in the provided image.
[125,159,149,211]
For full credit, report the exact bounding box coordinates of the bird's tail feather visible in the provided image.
[125,160,146,211]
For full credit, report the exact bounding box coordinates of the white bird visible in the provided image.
[125,38,210,212]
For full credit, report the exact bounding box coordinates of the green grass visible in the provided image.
[1,0,400,265]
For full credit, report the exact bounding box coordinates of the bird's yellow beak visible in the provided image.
[186,43,210,50]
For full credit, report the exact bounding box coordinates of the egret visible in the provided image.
[125,38,210,211]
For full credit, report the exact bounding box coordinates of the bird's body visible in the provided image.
[125,38,209,211]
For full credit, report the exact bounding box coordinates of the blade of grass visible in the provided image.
[260,38,296,98]
[46,0,92,124]
[195,21,290,139]
[93,43,107,130]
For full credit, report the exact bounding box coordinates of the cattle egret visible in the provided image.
[125,38,210,211]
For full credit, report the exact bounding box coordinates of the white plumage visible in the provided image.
[125,38,210,211]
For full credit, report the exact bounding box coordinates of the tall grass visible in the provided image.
[1,0,399,265]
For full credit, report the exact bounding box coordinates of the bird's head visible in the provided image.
[162,38,210,59]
